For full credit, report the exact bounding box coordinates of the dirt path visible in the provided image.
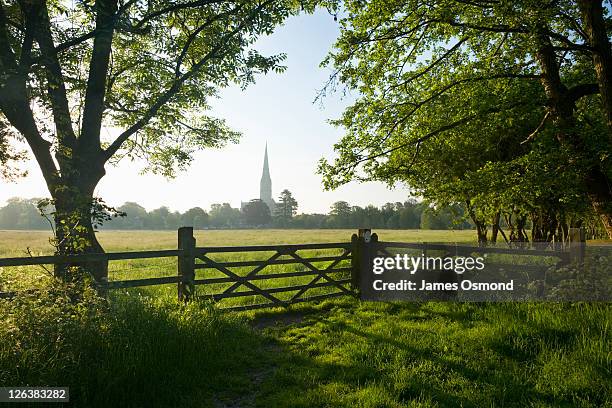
[212,312,305,408]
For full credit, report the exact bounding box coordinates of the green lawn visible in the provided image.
[252,300,611,407]
[0,230,610,407]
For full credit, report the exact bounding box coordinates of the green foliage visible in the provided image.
[259,301,611,407]
[105,202,150,229]
[543,252,612,301]
[4,287,609,406]
[329,200,352,217]
[0,283,265,407]
[0,198,472,230]
[317,0,611,238]
[420,207,450,230]
[0,114,25,181]
[209,203,242,228]
[0,197,49,229]
[242,199,272,226]
[274,189,299,226]
[1,0,309,177]
[182,207,209,229]
[37,197,125,254]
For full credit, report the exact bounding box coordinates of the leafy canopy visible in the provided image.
[317,0,604,181]
[317,0,609,223]
[0,0,311,178]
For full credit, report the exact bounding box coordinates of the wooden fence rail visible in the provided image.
[0,227,585,308]
[0,249,180,267]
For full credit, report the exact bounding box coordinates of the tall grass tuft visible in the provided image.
[0,282,264,407]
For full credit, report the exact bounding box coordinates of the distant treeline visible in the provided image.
[0,197,473,230]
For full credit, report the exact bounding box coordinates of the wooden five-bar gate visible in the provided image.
[0,227,584,310]
[180,228,355,310]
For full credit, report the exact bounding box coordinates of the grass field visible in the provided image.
[0,228,477,256]
[0,229,610,407]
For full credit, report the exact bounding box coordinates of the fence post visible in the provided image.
[351,233,360,292]
[568,227,586,265]
[178,227,196,302]
[351,229,374,297]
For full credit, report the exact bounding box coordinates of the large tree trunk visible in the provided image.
[535,31,612,239]
[584,166,612,237]
[53,200,107,283]
[578,0,612,138]
[490,211,500,244]
[465,201,487,246]
[515,214,529,243]
[50,159,108,283]
[577,0,612,237]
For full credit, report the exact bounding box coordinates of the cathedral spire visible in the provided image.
[260,143,274,211]
[262,142,270,179]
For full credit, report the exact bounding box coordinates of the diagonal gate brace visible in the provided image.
[288,249,353,302]
[197,253,287,307]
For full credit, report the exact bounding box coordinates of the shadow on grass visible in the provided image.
[252,301,608,407]
[323,320,568,406]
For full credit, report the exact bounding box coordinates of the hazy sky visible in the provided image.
[0,10,410,214]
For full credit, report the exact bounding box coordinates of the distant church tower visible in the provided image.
[260,143,275,211]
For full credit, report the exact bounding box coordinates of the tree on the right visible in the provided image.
[319,0,612,239]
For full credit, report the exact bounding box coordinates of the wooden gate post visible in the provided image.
[178,227,196,302]
[351,229,376,297]
[351,233,360,292]
[568,227,586,265]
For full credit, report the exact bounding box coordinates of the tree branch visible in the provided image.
[342,102,522,174]
[22,0,77,150]
[29,0,138,64]
[174,4,243,78]
[567,83,600,103]
[452,0,499,7]
[356,72,541,160]
[0,2,18,76]
[55,31,97,54]
[402,36,469,84]
[439,19,529,34]
[535,31,567,102]
[521,111,550,144]
[437,18,592,52]
[132,0,226,29]
[18,28,33,69]
[0,2,58,188]
[80,0,118,155]
[384,73,541,126]
[103,0,275,161]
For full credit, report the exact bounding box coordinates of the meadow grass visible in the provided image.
[0,229,610,407]
[0,228,477,256]
[253,300,611,407]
